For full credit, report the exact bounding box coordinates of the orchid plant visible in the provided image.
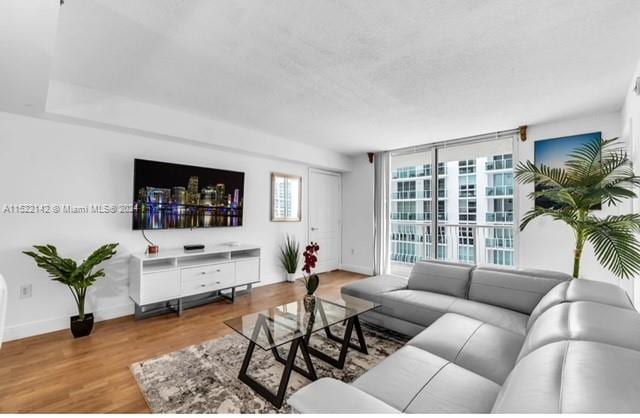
[301,242,320,295]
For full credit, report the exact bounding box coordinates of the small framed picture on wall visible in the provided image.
[271,173,302,222]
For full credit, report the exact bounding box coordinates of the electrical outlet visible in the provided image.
[20,284,32,299]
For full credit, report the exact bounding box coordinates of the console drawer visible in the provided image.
[181,262,235,282]
[180,262,235,296]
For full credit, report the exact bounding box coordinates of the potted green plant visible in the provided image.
[23,243,119,338]
[515,138,640,278]
[279,234,300,282]
[301,242,320,311]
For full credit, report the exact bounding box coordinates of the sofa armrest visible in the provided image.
[341,274,408,304]
[287,378,400,413]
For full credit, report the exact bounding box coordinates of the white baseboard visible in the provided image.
[339,264,374,276]
[4,303,134,342]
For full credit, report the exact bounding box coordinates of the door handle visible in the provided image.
[311,227,319,231]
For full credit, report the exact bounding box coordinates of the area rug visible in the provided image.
[130,323,409,413]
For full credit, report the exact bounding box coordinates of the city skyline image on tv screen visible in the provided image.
[132,159,244,230]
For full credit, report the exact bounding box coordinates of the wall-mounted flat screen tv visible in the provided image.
[133,159,244,230]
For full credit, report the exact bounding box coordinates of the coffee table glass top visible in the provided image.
[224,295,379,350]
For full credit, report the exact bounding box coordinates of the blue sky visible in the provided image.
[534,132,601,168]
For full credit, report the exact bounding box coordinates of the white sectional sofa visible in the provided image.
[288,260,640,413]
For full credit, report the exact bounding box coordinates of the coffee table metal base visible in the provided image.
[307,315,368,369]
[237,315,368,409]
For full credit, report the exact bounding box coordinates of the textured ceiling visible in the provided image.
[51,0,640,154]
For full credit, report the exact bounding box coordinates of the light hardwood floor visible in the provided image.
[0,270,364,412]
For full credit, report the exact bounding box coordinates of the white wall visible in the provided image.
[516,111,636,298]
[0,111,335,341]
[0,0,58,114]
[340,155,375,275]
[622,58,640,308]
[46,81,352,172]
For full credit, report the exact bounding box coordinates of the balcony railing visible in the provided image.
[486,212,514,223]
[485,185,514,197]
[485,160,513,171]
[390,190,444,199]
[389,223,516,275]
[391,166,431,179]
[390,213,431,221]
[391,190,432,200]
[485,237,514,248]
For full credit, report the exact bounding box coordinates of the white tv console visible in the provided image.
[129,244,260,318]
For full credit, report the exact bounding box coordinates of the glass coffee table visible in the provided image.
[224,295,379,408]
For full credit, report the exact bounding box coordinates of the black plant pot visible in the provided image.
[70,313,94,338]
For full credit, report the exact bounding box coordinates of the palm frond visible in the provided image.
[584,214,640,279]
[519,207,578,231]
[597,154,640,191]
[596,186,637,207]
[564,137,608,181]
[514,161,569,187]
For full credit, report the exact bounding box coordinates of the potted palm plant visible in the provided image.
[23,243,119,337]
[279,234,300,282]
[515,138,640,278]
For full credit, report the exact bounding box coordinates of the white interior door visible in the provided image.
[308,169,341,273]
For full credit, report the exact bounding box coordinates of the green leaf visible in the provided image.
[585,215,640,279]
[514,161,569,187]
[279,234,300,274]
[23,243,119,314]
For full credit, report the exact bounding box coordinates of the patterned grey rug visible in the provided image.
[130,322,409,413]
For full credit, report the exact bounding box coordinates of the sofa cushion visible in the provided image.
[408,313,524,384]
[527,278,635,330]
[407,260,473,298]
[287,378,400,413]
[378,289,529,335]
[492,340,640,413]
[340,274,408,304]
[518,301,640,360]
[448,298,529,335]
[378,290,458,327]
[468,266,569,314]
[353,345,500,413]
[403,362,500,413]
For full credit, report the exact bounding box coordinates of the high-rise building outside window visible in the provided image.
[389,141,515,276]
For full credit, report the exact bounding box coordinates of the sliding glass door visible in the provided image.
[388,134,516,276]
